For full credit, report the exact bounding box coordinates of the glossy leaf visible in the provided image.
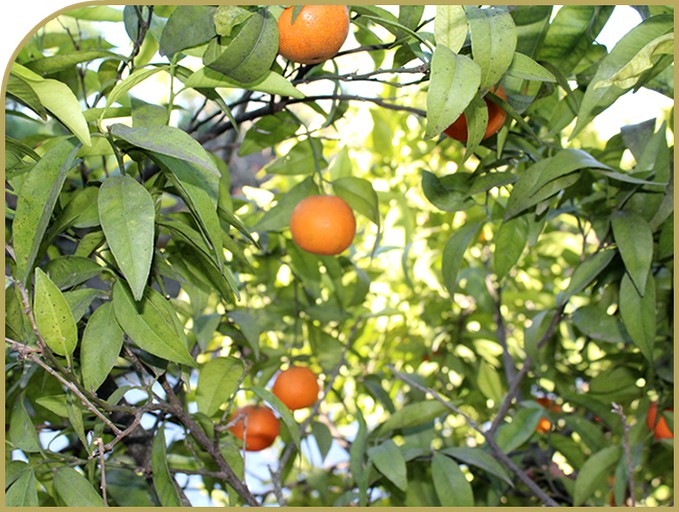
[98,175,155,301]
[5,468,39,507]
[619,272,656,363]
[378,400,449,435]
[203,9,278,84]
[494,215,529,280]
[103,66,168,118]
[263,138,324,176]
[506,52,557,81]
[226,310,260,360]
[556,249,615,305]
[368,439,408,491]
[332,176,380,227]
[441,222,483,297]
[422,170,475,213]
[495,407,544,453]
[152,426,183,506]
[196,357,244,417]
[81,303,124,392]
[441,446,513,487]
[465,6,517,88]
[9,393,41,452]
[573,445,622,506]
[34,268,78,359]
[44,256,104,290]
[425,45,481,139]
[184,67,304,99]
[112,280,196,367]
[54,467,104,506]
[26,50,120,75]
[434,5,467,52]
[159,5,217,57]
[477,359,505,403]
[311,421,333,462]
[432,452,474,506]
[12,139,80,283]
[249,386,301,448]
[611,210,653,294]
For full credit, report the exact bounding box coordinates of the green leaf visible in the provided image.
[349,406,369,502]
[249,386,301,448]
[573,445,622,506]
[5,468,39,507]
[54,467,104,506]
[81,303,124,392]
[332,176,380,227]
[12,139,80,283]
[152,426,183,506]
[9,393,41,452]
[434,5,467,52]
[432,452,474,506]
[103,66,168,119]
[26,50,121,75]
[35,394,69,417]
[425,45,481,139]
[159,5,217,57]
[63,288,106,322]
[495,407,544,453]
[238,111,300,156]
[131,97,167,128]
[184,67,304,99]
[226,310,260,360]
[619,272,656,363]
[110,123,220,177]
[34,268,78,360]
[311,421,333,462]
[378,400,449,435]
[572,305,627,344]
[611,210,653,294]
[112,280,196,367]
[29,78,91,146]
[7,74,47,119]
[505,148,612,220]
[506,52,556,81]
[98,176,155,301]
[557,249,615,305]
[572,14,672,138]
[214,5,254,37]
[441,222,483,297]
[421,170,475,212]
[203,8,278,84]
[44,256,104,290]
[263,138,324,175]
[441,446,514,487]
[494,215,528,280]
[465,6,517,88]
[477,359,505,403]
[196,357,244,417]
[368,439,408,491]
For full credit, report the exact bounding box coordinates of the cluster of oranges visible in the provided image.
[228,366,320,451]
[276,6,508,257]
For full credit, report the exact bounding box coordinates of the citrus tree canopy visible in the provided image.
[4,4,674,507]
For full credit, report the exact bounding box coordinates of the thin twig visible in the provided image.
[388,365,560,507]
[94,438,108,505]
[612,402,636,506]
[484,274,518,390]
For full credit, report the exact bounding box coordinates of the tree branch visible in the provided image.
[388,365,560,507]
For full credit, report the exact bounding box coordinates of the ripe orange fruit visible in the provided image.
[289,195,356,255]
[229,405,280,451]
[272,365,320,410]
[278,5,350,65]
[444,86,507,143]
[647,401,673,440]
[535,397,561,434]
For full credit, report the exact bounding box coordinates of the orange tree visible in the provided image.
[4,4,674,507]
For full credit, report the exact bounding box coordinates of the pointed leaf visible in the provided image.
[12,139,80,283]
[54,467,104,506]
[9,393,41,452]
[226,310,260,360]
[159,5,217,57]
[368,439,408,491]
[435,5,467,52]
[494,215,529,280]
[465,6,517,88]
[103,66,168,119]
[98,176,155,301]
[619,272,656,363]
[378,400,449,435]
[506,52,556,81]
[425,45,481,139]
[441,222,483,297]
[557,249,615,305]
[432,452,474,506]
[249,386,301,448]
[112,280,196,367]
[5,468,39,507]
[34,268,78,359]
[573,445,623,506]
[611,210,653,294]
[495,407,544,453]
[332,176,380,227]
[152,426,183,506]
[29,78,91,146]
[184,67,304,99]
[196,357,244,417]
[311,421,333,463]
[81,303,124,392]
[441,446,514,487]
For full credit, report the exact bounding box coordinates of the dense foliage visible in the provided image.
[4,4,674,507]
